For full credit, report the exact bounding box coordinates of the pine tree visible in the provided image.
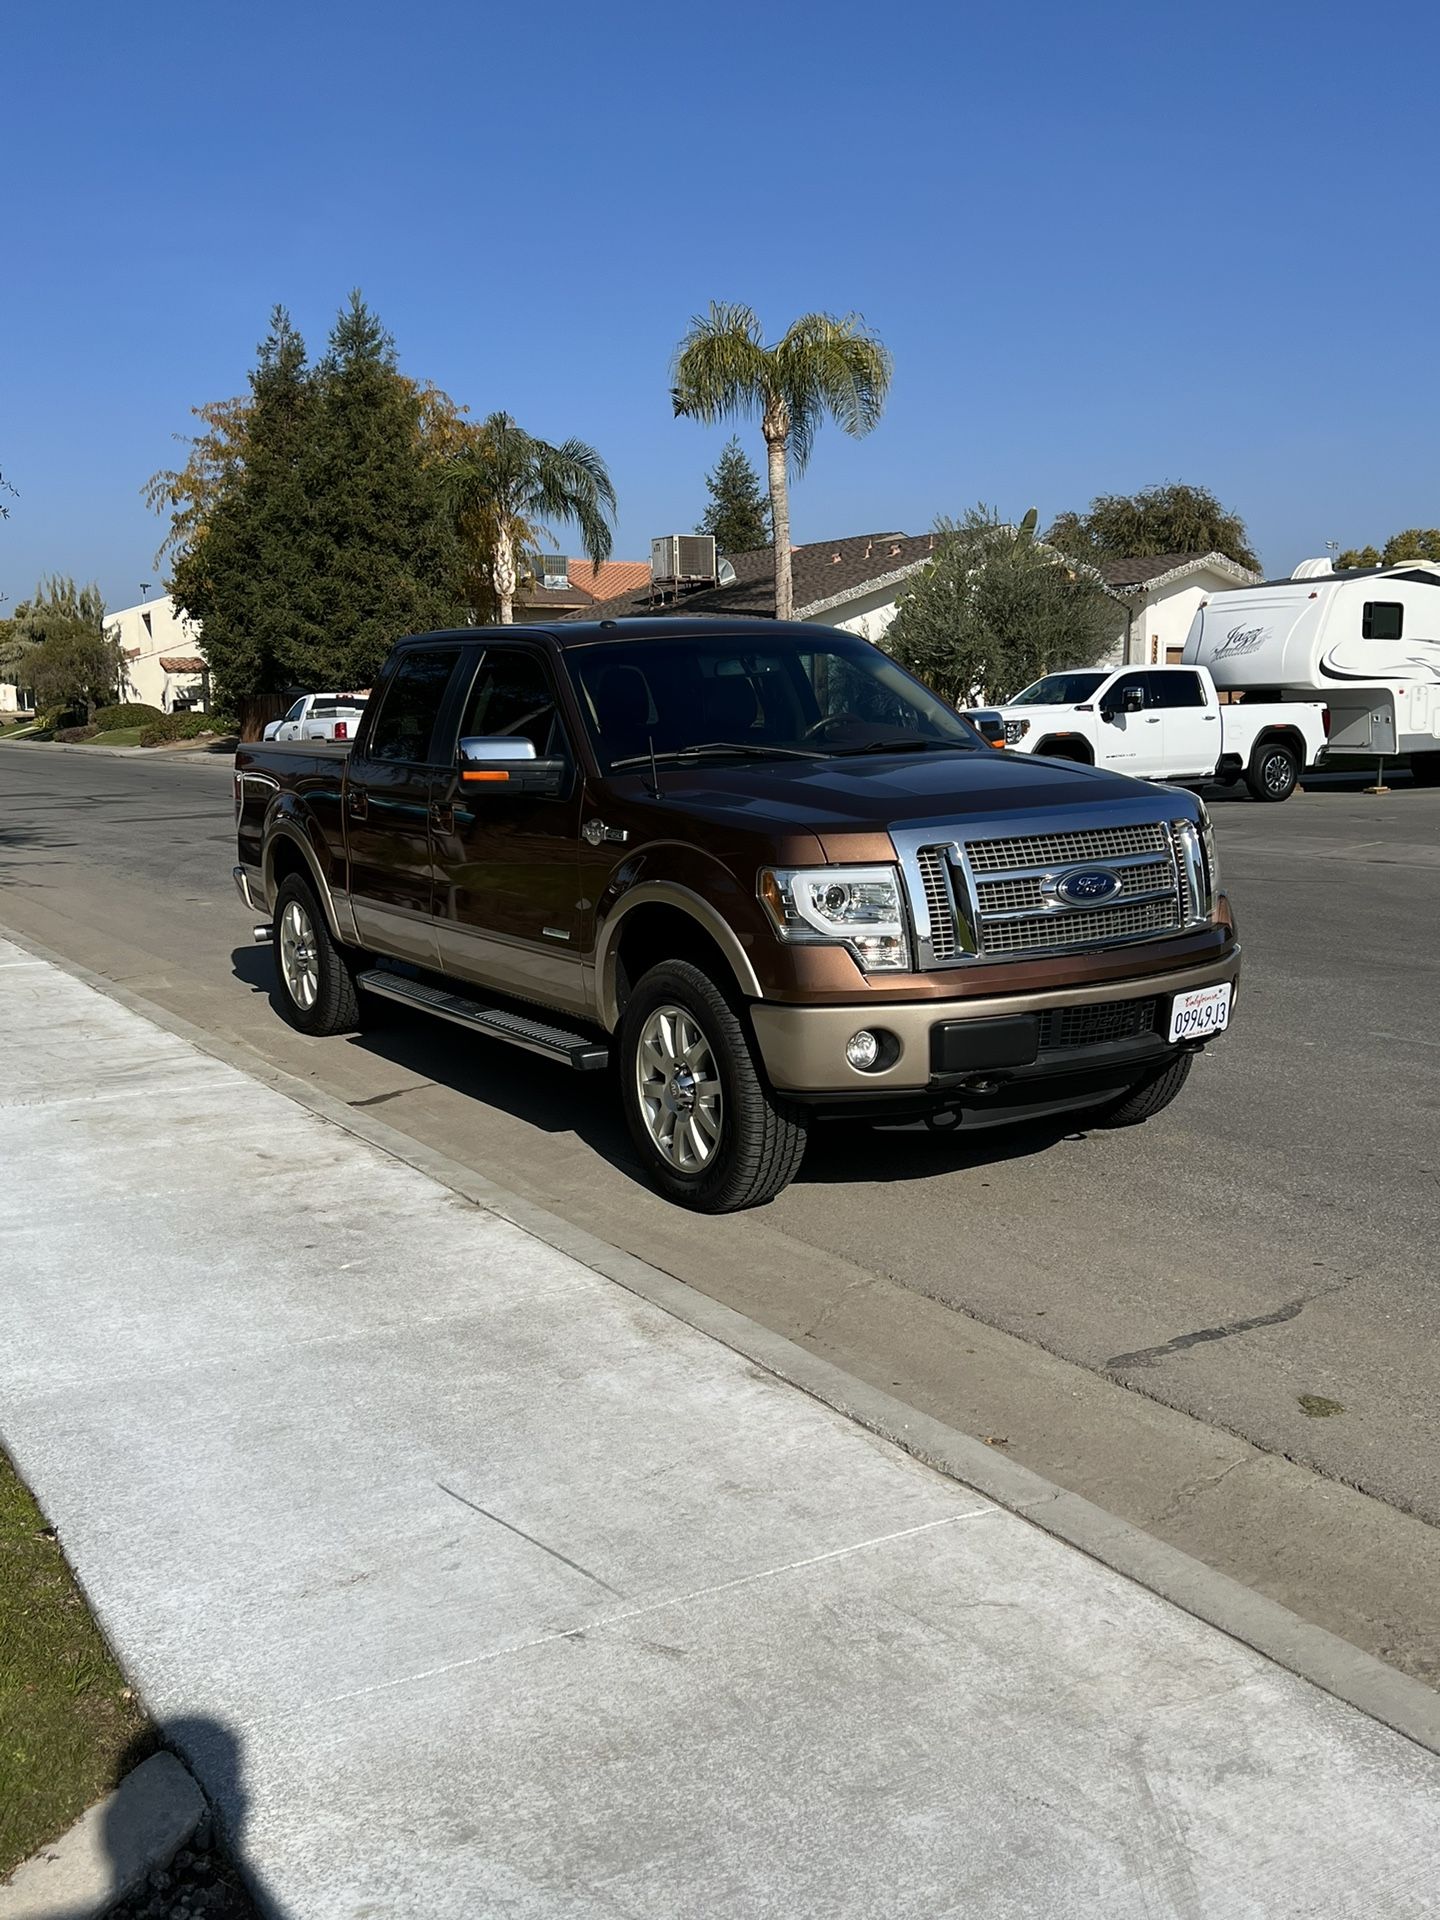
[171,308,317,713]
[695,436,772,554]
[299,293,464,687]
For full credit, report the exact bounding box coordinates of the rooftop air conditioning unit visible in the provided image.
[537,554,569,591]
[651,534,717,584]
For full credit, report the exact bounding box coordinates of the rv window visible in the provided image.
[1362,602,1403,641]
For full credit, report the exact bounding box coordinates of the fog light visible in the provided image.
[846,1029,881,1070]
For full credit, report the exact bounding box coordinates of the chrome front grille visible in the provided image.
[915,847,957,961]
[896,815,1199,967]
[980,898,1180,955]
[974,859,1173,917]
[966,823,1170,872]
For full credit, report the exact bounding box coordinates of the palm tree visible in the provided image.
[672,304,893,620]
[443,412,616,625]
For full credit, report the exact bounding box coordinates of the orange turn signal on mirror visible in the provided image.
[461,769,510,783]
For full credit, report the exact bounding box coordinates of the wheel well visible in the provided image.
[1034,736,1094,765]
[612,904,739,1016]
[1252,728,1304,766]
[268,837,312,893]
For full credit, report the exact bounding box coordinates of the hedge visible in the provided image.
[91,703,164,731]
[138,713,224,748]
[53,725,100,744]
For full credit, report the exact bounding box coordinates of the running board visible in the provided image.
[356,969,610,1071]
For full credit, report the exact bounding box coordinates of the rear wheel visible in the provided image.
[619,960,809,1212]
[272,873,362,1036]
[1090,1051,1193,1127]
[1246,740,1298,802]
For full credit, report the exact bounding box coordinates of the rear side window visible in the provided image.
[1362,602,1403,641]
[364,649,459,763]
[1147,671,1206,708]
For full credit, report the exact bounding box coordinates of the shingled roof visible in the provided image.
[559,532,938,623]
[1093,552,1260,592]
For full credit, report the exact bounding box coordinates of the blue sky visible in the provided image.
[3,0,1432,612]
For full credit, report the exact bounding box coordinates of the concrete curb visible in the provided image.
[0,1754,206,1920]
[5,917,1439,1761]
[0,739,235,764]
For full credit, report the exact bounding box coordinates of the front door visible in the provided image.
[1097,671,1166,775]
[431,644,589,1016]
[344,644,463,965]
[1146,669,1216,776]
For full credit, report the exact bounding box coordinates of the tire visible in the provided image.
[271,873,362,1036]
[1410,751,1440,788]
[619,959,809,1212]
[1091,1051,1193,1127]
[1246,739,1298,802]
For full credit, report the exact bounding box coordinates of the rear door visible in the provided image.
[344,645,464,965]
[1146,669,1216,775]
[430,643,589,1015]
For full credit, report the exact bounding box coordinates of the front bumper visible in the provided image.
[749,948,1240,1096]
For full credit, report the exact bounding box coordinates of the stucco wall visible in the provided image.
[1100,571,1246,669]
[108,597,209,711]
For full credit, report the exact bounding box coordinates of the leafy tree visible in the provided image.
[695,436,771,553]
[1046,482,1259,573]
[0,578,120,715]
[298,294,466,683]
[441,412,615,625]
[884,507,1117,706]
[672,303,893,619]
[169,308,318,712]
[1338,528,1440,568]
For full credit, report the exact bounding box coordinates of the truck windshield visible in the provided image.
[1009,672,1108,705]
[566,631,983,771]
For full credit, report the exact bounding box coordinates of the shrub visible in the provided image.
[138,713,223,748]
[54,725,100,743]
[36,704,85,732]
[91,703,164,731]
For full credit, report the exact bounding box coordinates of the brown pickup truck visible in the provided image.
[234,618,1240,1211]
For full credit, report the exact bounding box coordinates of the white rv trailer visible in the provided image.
[1182,558,1440,780]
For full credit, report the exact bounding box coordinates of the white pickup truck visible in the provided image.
[977,664,1329,802]
[262,693,367,744]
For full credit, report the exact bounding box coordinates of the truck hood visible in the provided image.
[604,747,1184,860]
[989,702,1084,724]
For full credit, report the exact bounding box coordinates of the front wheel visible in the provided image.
[1246,740,1298,802]
[1090,1051,1193,1127]
[619,960,809,1212]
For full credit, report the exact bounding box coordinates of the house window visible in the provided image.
[1362,602,1403,640]
[141,610,153,637]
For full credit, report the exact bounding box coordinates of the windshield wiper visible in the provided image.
[610,741,825,769]
[828,738,969,755]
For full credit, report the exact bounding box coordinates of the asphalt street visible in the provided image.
[2,741,1437,1683]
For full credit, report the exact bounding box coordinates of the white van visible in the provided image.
[1182,559,1440,781]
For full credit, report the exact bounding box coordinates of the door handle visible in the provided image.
[347,789,369,820]
[1145,716,1160,724]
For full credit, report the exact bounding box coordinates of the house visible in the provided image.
[560,532,940,637]
[1093,553,1261,668]
[514,556,653,621]
[107,596,210,712]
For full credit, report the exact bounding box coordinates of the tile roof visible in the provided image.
[158,655,207,674]
[569,559,651,602]
[558,533,939,623]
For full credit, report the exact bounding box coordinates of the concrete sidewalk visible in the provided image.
[2,938,1437,1918]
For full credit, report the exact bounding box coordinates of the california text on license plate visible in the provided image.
[1168,982,1232,1043]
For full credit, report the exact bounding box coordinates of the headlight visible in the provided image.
[1004,718,1030,743]
[1196,800,1220,910]
[759,865,911,972]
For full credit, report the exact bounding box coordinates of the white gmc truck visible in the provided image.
[976,664,1329,802]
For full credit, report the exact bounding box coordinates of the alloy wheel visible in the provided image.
[635,1004,723,1172]
[279,899,319,1011]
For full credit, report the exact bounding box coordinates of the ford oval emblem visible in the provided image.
[1054,867,1123,906]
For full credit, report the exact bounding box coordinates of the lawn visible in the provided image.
[88,727,145,747]
[0,1447,151,1875]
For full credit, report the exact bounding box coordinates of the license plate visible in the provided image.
[1168,982,1232,1042]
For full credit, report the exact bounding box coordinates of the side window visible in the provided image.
[284,700,305,723]
[365,648,459,764]
[1147,671,1205,708]
[1106,672,1150,710]
[459,649,570,761]
[1362,602,1403,641]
